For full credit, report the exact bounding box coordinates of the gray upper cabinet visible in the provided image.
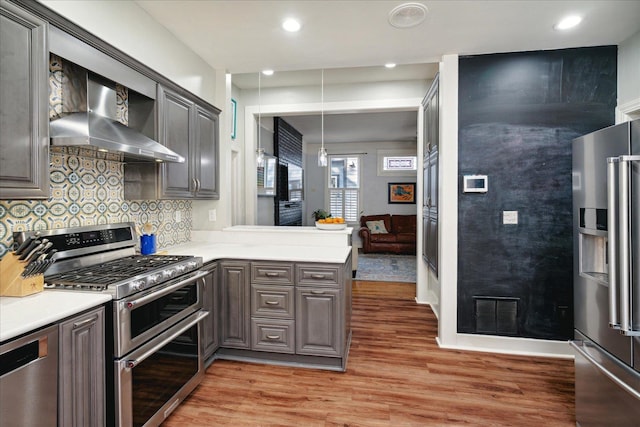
[58,306,105,427]
[157,85,219,199]
[0,0,49,199]
[422,74,439,276]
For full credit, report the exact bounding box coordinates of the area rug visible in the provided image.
[355,254,416,283]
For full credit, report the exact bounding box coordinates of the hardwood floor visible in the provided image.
[163,281,575,426]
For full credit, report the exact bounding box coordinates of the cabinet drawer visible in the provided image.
[252,263,294,285]
[251,285,294,319]
[251,319,295,354]
[296,265,340,287]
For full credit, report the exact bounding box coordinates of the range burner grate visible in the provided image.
[46,254,193,286]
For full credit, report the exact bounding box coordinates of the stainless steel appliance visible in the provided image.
[571,119,640,426]
[0,324,59,427]
[14,223,207,427]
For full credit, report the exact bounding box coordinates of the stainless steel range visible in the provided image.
[14,223,208,427]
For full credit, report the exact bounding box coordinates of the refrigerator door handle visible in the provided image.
[610,155,640,336]
[607,157,620,330]
[570,340,640,401]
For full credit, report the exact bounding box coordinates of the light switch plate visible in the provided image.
[503,211,518,225]
[208,209,217,222]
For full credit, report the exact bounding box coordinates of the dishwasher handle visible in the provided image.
[0,336,50,377]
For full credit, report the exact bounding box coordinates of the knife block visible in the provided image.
[0,252,44,297]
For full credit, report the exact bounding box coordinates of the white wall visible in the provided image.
[617,30,640,120]
[304,141,417,245]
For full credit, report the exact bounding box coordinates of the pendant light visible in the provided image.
[318,69,328,167]
[256,71,265,167]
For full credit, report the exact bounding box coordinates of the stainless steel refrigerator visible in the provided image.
[571,119,640,426]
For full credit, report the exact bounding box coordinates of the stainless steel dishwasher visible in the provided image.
[0,324,58,426]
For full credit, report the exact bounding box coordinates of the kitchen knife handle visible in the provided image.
[14,236,34,255]
[18,240,40,260]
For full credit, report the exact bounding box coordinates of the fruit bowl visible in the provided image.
[315,221,347,230]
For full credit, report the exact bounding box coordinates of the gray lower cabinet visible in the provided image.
[217,258,352,370]
[202,262,219,362]
[250,262,295,354]
[296,264,343,357]
[0,0,49,199]
[220,261,251,349]
[58,306,105,427]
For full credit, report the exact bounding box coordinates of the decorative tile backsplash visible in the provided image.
[0,55,192,257]
[0,148,192,257]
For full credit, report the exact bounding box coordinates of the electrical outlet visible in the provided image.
[174,210,182,222]
[503,211,518,225]
[208,209,217,222]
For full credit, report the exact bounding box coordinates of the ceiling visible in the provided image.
[134,0,640,144]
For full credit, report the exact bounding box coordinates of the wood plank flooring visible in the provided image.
[163,281,575,426]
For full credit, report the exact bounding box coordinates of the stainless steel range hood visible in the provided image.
[50,72,184,163]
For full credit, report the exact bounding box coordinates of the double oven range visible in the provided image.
[15,223,207,427]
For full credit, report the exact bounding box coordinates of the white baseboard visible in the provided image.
[436,333,573,359]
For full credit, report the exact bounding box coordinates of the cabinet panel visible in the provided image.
[194,105,219,198]
[220,261,250,349]
[158,85,193,198]
[252,262,294,285]
[202,265,218,361]
[296,265,340,287]
[296,287,341,357]
[59,307,105,427]
[0,1,49,199]
[251,284,294,319]
[421,74,439,276]
[251,318,295,354]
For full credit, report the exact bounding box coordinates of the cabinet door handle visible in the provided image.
[265,300,279,305]
[265,272,280,277]
[310,290,325,295]
[196,179,201,192]
[73,315,97,329]
[266,335,280,340]
[310,274,326,279]
[191,178,197,192]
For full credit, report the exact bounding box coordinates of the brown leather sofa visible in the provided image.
[358,214,417,255]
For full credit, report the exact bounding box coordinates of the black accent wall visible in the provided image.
[274,117,303,226]
[457,46,617,340]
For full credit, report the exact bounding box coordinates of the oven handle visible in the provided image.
[126,270,209,308]
[124,310,209,369]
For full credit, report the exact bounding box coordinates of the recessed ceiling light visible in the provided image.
[282,18,301,32]
[262,69,274,76]
[388,3,428,29]
[554,15,582,30]
[385,63,397,69]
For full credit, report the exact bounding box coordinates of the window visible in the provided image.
[377,149,417,176]
[327,155,360,222]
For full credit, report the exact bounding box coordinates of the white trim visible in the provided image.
[244,98,423,224]
[616,97,640,123]
[436,333,574,359]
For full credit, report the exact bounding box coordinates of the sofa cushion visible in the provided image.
[396,233,415,243]
[391,215,417,234]
[366,220,388,234]
[370,233,398,243]
[360,214,391,232]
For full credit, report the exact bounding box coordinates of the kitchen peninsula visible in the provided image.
[166,225,354,372]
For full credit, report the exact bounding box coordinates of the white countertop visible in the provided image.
[1,230,351,343]
[165,242,351,265]
[0,291,111,342]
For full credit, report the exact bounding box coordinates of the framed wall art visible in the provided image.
[388,182,416,204]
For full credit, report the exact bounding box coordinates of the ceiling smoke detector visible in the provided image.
[388,2,428,29]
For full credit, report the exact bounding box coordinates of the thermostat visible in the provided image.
[463,175,488,193]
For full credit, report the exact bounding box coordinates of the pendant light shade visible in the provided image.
[256,72,265,167]
[318,69,327,167]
